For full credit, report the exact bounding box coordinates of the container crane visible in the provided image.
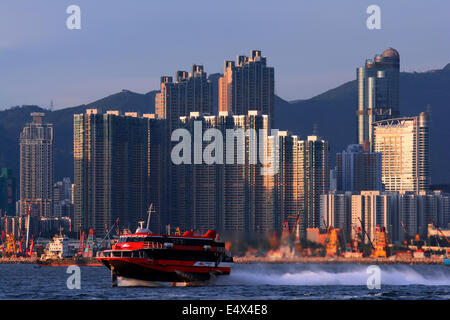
[77,231,87,256]
[431,221,450,245]
[96,218,120,251]
[400,220,410,245]
[287,212,302,243]
[357,217,373,248]
[26,205,31,251]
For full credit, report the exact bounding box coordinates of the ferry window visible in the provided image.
[144,237,164,243]
[122,251,132,257]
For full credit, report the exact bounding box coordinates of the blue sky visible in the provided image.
[0,0,449,109]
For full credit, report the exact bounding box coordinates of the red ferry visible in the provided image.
[96,210,233,286]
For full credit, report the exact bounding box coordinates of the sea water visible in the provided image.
[0,263,449,300]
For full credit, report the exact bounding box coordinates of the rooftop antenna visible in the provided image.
[313,123,319,136]
[426,104,432,117]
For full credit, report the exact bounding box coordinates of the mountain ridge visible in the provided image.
[1,65,449,184]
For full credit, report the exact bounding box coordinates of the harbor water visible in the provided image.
[1,263,449,300]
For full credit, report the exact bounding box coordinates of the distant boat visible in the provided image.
[36,233,102,267]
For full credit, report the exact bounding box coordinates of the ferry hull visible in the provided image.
[98,257,230,283]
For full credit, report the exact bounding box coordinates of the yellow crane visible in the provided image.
[325,228,339,257]
[287,213,302,243]
[371,226,388,258]
[3,233,18,257]
[322,217,339,257]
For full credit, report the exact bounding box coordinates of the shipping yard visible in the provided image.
[1,212,449,266]
[231,219,450,266]
[0,212,113,266]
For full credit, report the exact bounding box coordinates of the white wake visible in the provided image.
[215,264,450,286]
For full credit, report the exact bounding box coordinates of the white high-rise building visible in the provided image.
[373,112,430,193]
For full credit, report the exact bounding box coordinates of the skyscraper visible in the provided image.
[171,110,274,234]
[300,135,330,230]
[276,134,330,238]
[73,109,156,236]
[176,112,219,232]
[275,132,303,234]
[20,113,54,217]
[373,112,430,193]
[357,48,400,149]
[0,168,16,216]
[219,50,275,128]
[155,64,212,134]
[53,178,74,220]
[156,66,213,229]
[144,113,168,233]
[336,144,382,192]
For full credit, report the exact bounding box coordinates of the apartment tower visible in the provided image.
[219,50,275,128]
[73,110,160,236]
[19,113,54,217]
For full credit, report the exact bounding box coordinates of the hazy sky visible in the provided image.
[0,0,449,109]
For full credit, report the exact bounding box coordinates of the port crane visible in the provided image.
[351,224,364,253]
[26,206,31,251]
[96,218,120,250]
[321,217,340,257]
[357,217,374,249]
[287,212,302,243]
[77,231,87,256]
[400,220,410,245]
[3,233,18,257]
[371,226,388,258]
[1,206,35,258]
[341,222,352,254]
[357,217,390,258]
[431,220,450,245]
